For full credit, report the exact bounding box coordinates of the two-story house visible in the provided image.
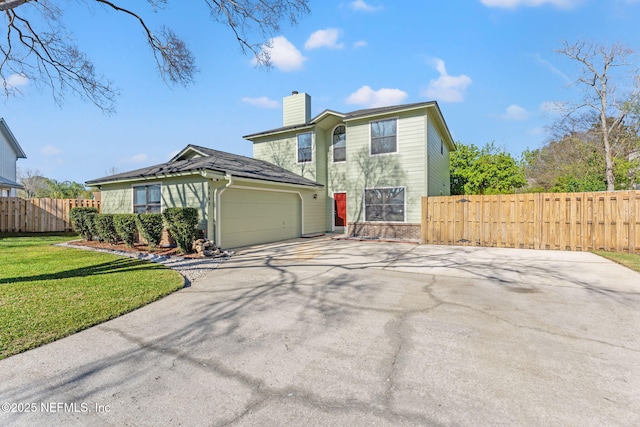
[244,91,455,241]
[0,118,26,197]
[88,92,455,249]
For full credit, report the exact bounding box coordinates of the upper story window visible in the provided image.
[297,132,312,163]
[370,118,397,155]
[133,184,161,213]
[333,125,346,162]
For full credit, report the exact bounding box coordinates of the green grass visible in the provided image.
[0,234,184,359]
[594,251,640,273]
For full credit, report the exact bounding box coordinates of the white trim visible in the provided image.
[296,131,314,165]
[362,186,407,223]
[131,182,162,213]
[369,116,399,156]
[330,124,347,164]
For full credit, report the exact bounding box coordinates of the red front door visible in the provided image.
[334,193,346,227]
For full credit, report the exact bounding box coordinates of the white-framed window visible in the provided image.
[370,118,397,155]
[133,184,161,213]
[364,187,405,222]
[332,125,346,162]
[297,132,313,163]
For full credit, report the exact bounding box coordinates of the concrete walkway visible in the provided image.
[1,239,639,426]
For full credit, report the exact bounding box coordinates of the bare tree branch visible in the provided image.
[0,0,309,111]
[556,40,640,190]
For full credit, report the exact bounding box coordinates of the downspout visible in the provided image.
[215,173,234,247]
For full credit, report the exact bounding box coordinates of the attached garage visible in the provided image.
[220,187,302,249]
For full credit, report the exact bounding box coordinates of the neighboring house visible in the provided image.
[244,92,455,240]
[0,118,26,197]
[88,92,455,248]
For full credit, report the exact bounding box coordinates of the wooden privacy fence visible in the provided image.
[0,198,100,233]
[422,191,640,253]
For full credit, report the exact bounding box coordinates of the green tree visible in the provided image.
[0,0,310,112]
[34,178,91,199]
[450,142,526,195]
[525,114,639,192]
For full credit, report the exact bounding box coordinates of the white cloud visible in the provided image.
[305,28,344,50]
[253,36,306,72]
[353,40,368,48]
[122,153,148,163]
[5,73,29,88]
[350,0,383,12]
[423,58,472,103]
[481,0,582,8]
[501,104,529,120]
[241,96,280,109]
[40,145,62,156]
[345,85,408,108]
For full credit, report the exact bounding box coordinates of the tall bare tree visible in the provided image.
[0,0,309,113]
[557,41,640,191]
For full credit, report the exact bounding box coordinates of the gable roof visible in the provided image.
[0,118,26,159]
[86,144,322,188]
[243,101,454,148]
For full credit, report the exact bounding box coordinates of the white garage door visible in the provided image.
[220,188,301,248]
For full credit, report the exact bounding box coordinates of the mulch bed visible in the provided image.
[69,240,203,259]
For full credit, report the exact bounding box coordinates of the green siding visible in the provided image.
[427,113,452,197]
[101,183,133,213]
[338,110,427,224]
[250,104,454,231]
[99,175,209,230]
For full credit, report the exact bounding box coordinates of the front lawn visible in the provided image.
[593,251,640,273]
[0,234,184,359]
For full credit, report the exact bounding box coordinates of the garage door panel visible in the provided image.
[221,188,301,248]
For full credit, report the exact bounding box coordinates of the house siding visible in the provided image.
[342,110,427,227]
[250,102,455,240]
[100,175,209,230]
[427,112,451,196]
[0,134,19,196]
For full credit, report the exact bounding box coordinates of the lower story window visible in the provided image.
[133,184,161,213]
[364,187,405,222]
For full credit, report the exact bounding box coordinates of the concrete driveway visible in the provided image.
[1,239,639,426]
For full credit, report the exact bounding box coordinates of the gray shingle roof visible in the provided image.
[243,101,438,139]
[86,145,322,188]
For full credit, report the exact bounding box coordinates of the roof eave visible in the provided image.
[243,124,315,140]
[0,118,26,158]
[86,170,207,186]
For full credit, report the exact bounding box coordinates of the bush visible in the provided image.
[69,207,99,241]
[163,207,199,253]
[94,214,119,244]
[136,213,164,249]
[113,214,138,247]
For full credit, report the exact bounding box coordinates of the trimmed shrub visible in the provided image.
[69,207,99,241]
[136,213,164,249]
[163,207,199,253]
[113,214,138,247]
[94,214,119,244]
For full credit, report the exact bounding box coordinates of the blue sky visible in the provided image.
[4,0,640,184]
